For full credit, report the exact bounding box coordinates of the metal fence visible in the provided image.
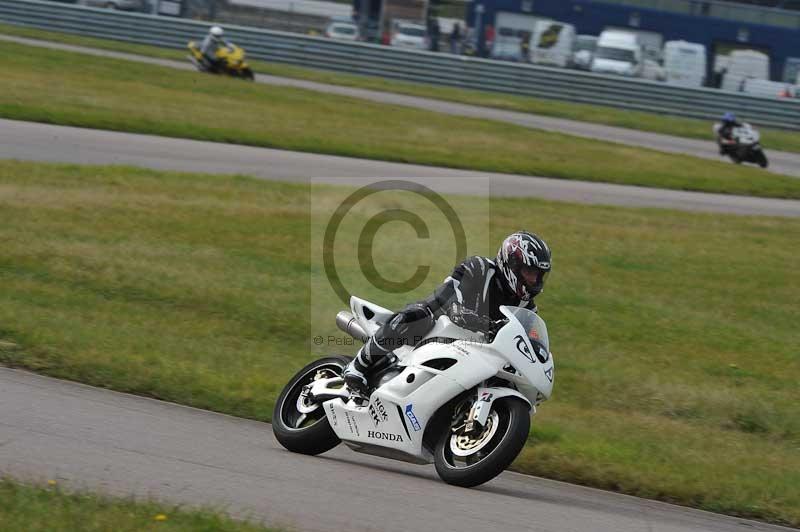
[2,0,799,130]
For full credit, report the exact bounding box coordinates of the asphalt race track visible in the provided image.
[1,31,799,532]
[3,118,800,217]
[0,367,795,532]
[2,34,800,178]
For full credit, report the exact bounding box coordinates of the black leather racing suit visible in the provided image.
[351,256,537,375]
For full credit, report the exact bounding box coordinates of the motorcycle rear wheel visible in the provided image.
[434,397,530,487]
[272,355,351,455]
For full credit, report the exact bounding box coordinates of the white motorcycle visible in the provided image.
[272,296,555,487]
[713,122,769,168]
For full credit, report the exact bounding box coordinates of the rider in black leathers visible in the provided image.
[343,231,552,393]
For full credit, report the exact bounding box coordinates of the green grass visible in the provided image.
[0,479,278,532]
[2,22,800,154]
[0,160,798,526]
[2,40,799,199]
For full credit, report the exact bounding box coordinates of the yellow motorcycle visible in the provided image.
[187,41,255,81]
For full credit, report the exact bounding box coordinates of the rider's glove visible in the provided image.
[448,304,506,340]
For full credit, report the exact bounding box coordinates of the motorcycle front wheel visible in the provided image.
[434,397,530,487]
[756,151,769,168]
[272,355,351,455]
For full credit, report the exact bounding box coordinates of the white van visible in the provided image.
[721,50,770,92]
[607,27,662,64]
[529,20,576,68]
[663,40,707,87]
[590,30,642,77]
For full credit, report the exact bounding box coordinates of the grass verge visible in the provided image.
[2,22,800,154]
[0,479,278,532]
[2,39,799,199]
[0,160,798,526]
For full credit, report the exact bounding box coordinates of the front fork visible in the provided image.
[462,386,534,434]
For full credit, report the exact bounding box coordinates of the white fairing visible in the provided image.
[495,306,554,400]
[735,123,760,144]
[313,298,554,464]
[714,122,760,145]
[350,296,394,337]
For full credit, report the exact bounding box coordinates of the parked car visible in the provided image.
[571,34,597,70]
[325,20,360,41]
[77,0,145,10]
[591,30,643,77]
[529,20,576,68]
[490,27,524,62]
[390,21,428,50]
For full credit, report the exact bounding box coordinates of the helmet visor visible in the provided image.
[519,265,548,291]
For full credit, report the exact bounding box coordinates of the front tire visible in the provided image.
[272,355,350,455]
[434,398,530,487]
[757,151,769,168]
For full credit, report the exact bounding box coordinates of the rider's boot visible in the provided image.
[343,337,393,396]
[343,350,371,396]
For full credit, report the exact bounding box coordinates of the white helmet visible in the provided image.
[210,26,224,38]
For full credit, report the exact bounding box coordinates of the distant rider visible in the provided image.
[717,112,742,155]
[200,26,230,69]
[343,231,553,394]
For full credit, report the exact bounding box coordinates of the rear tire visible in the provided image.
[434,398,530,487]
[272,355,351,455]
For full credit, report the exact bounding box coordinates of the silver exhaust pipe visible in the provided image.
[336,311,369,343]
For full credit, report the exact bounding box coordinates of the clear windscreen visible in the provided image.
[502,306,549,350]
